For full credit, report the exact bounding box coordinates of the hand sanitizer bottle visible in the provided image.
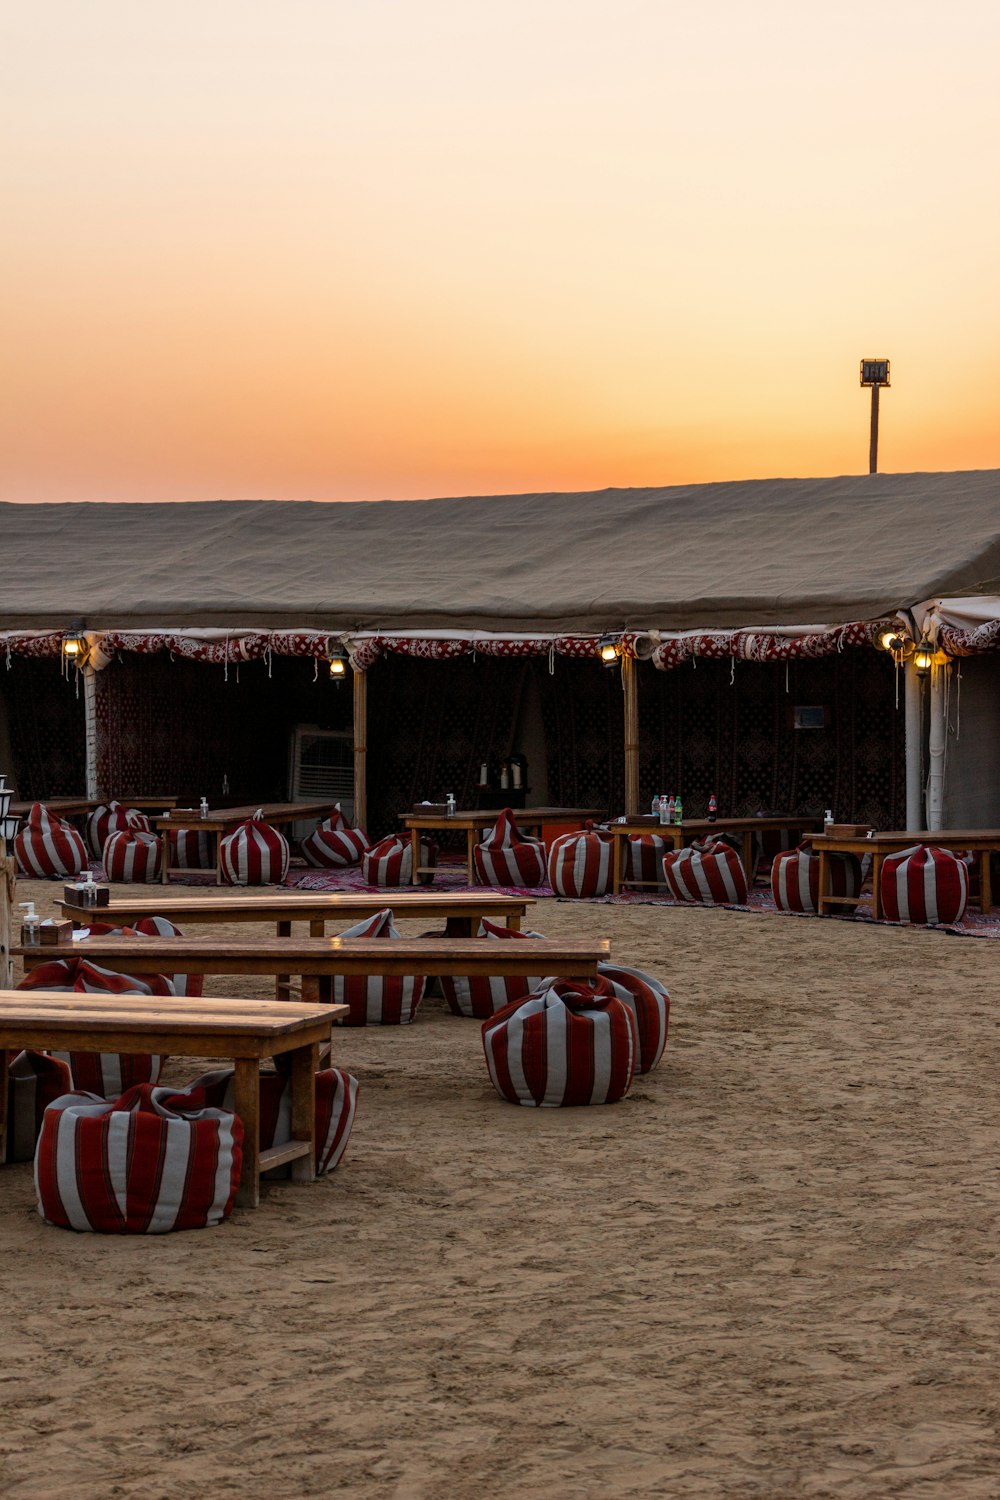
[20,902,40,946]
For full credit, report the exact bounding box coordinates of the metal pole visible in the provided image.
[869,383,880,474]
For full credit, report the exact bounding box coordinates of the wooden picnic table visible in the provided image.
[0,989,346,1209]
[812,830,999,918]
[607,815,824,895]
[10,796,179,821]
[153,802,340,885]
[57,889,536,936]
[401,807,605,886]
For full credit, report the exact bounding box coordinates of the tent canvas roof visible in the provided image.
[2,469,999,634]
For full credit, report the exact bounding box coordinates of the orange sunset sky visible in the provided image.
[3,0,999,504]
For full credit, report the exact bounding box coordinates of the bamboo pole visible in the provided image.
[353,669,368,832]
[904,659,923,829]
[622,653,639,816]
[0,842,14,989]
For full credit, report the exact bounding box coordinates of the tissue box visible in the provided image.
[39,919,74,946]
[411,803,449,816]
[63,883,110,908]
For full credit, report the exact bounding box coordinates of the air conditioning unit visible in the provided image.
[288,726,355,840]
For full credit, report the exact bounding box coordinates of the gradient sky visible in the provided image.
[3,0,999,503]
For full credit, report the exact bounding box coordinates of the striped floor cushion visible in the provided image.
[88,916,203,997]
[547,825,613,897]
[34,1083,242,1233]
[5,1051,74,1163]
[86,801,132,859]
[330,908,426,1024]
[879,844,969,926]
[598,961,670,1073]
[473,809,547,888]
[771,846,863,915]
[662,841,749,905]
[220,814,290,886]
[169,827,213,868]
[361,835,438,887]
[301,806,370,867]
[171,1066,359,1177]
[15,803,89,879]
[626,834,670,887]
[102,828,162,883]
[482,977,637,1107]
[440,919,548,1018]
[17,957,174,1095]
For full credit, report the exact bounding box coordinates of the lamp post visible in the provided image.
[860,359,890,474]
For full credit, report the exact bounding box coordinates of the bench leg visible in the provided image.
[289,1041,319,1182]
[276,919,292,1000]
[233,1058,260,1209]
[0,1050,7,1165]
[980,852,992,914]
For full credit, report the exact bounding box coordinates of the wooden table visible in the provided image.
[11,797,178,820]
[607,816,824,895]
[17,936,611,1004]
[0,990,346,1209]
[154,802,339,885]
[814,830,999,918]
[57,890,535,936]
[402,807,605,886]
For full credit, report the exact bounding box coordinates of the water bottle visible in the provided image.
[651,794,660,816]
[658,795,669,826]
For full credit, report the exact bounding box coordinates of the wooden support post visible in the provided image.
[0,843,14,989]
[353,668,368,833]
[622,653,640,816]
[869,383,880,474]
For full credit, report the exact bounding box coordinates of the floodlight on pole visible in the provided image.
[859,358,890,474]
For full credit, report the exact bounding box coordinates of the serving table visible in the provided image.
[154,802,339,885]
[401,807,605,886]
[607,815,824,895]
[0,990,346,1208]
[813,830,999,918]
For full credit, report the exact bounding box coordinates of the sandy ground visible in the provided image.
[1,879,998,1499]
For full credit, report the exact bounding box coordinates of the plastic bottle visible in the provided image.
[667,794,675,824]
[707,793,717,823]
[480,763,489,786]
[84,872,98,907]
[658,795,669,826]
[200,797,209,819]
[446,793,456,816]
[20,902,40,946]
[651,794,660,816]
[674,796,683,825]
[499,764,509,791]
[824,808,834,829]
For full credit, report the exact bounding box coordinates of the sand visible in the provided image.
[1,880,998,1499]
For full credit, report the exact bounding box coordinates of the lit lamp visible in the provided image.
[326,640,347,681]
[875,627,914,665]
[598,635,621,668]
[62,625,89,669]
[912,640,936,674]
[0,773,18,845]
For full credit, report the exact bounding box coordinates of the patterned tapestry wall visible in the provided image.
[1,659,86,797]
[95,654,353,804]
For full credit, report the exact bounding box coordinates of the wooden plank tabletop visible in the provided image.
[0,990,346,1036]
[57,890,535,922]
[403,807,605,828]
[154,802,337,830]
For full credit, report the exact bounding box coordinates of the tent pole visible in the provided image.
[904,660,923,829]
[83,664,99,800]
[0,838,14,988]
[353,668,368,831]
[925,660,947,832]
[622,653,639,815]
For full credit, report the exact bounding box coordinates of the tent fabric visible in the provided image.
[2,469,1000,634]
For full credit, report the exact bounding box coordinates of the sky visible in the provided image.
[3,0,999,504]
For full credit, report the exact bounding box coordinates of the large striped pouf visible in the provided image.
[34,1083,243,1233]
[14,803,88,879]
[440,919,548,1018]
[879,844,969,926]
[626,834,670,888]
[170,1066,359,1178]
[86,801,153,857]
[17,957,174,1096]
[598,962,670,1073]
[102,828,162,883]
[546,823,613,897]
[482,977,637,1107]
[88,916,204,997]
[361,835,438,887]
[331,908,426,1024]
[169,827,213,868]
[771,846,863,915]
[662,841,749,906]
[5,1051,74,1163]
[220,813,290,886]
[301,805,370,867]
[473,809,547,888]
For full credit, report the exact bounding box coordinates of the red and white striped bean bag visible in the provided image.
[626,834,670,887]
[771,846,863,915]
[169,827,212,868]
[102,828,162,883]
[473,809,546,888]
[440,919,548,1018]
[86,801,130,858]
[879,844,969,926]
[598,962,670,1073]
[220,813,290,886]
[547,823,613,897]
[361,835,438,887]
[331,908,426,1024]
[17,957,174,1095]
[14,803,88,879]
[34,1083,242,1233]
[301,805,370,867]
[5,1051,74,1163]
[170,1066,359,1177]
[662,841,749,906]
[87,916,203,997]
[482,977,637,1107]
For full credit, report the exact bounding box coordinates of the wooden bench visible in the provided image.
[16,935,611,1004]
[0,990,346,1209]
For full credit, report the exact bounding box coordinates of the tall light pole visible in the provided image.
[860,358,890,473]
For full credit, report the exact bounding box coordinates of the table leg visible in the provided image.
[276,919,291,1001]
[871,855,884,920]
[410,828,420,886]
[0,1049,8,1165]
[817,847,829,915]
[980,853,992,914]
[302,975,321,1004]
[742,833,754,886]
[289,1041,319,1182]
[215,831,223,886]
[161,830,170,884]
[612,831,623,897]
[467,829,478,886]
[233,1057,260,1209]
[309,919,325,937]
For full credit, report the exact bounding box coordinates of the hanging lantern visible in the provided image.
[912,641,935,674]
[61,626,89,669]
[875,626,914,663]
[0,773,17,844]
[597,635,621,667]
[326,639,347,682]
